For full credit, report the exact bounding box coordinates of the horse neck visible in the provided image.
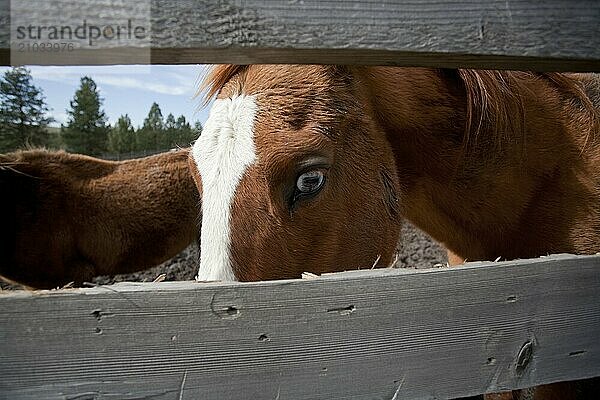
[361,67,599,261]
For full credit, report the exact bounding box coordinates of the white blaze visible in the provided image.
[192,95,258,281]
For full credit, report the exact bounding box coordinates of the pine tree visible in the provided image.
[137,102,163,152]
[61,76,109,155]
[175,115,196,148]
[163,113,177,149]
[108,114,136,154]
[0,67,53,152]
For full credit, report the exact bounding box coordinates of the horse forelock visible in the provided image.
[199,65,249,105]
[200,65,353,107]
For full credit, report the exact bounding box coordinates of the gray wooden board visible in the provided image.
[0,0,599,70]
[1,254,599,399]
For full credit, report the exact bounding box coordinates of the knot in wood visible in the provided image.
[516,340,533,372]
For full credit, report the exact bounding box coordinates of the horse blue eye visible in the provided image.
[296,170,325,194]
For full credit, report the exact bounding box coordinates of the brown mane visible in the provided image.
[459,70,596,151]
[201,65,596,151]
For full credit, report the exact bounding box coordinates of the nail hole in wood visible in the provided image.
[225,306,239,317]
[258,334,270,342]
[326,305,355,315]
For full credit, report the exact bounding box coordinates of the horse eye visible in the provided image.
[296,170,325,196]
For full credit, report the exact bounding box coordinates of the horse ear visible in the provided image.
[380,167,400,219]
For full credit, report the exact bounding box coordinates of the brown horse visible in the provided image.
[189,65,599,399]
[0,148,200,289]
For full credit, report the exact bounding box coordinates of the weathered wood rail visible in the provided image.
[1,254,600,400]
[1,1,599,399]
[0,0,599,70]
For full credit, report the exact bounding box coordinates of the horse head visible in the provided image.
[190,65,402,282]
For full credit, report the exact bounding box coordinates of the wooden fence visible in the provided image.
[0,0,599,70]
[1,1,599,399]
[1,254,600,399]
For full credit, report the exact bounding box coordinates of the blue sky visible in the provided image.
[0,64,212,128]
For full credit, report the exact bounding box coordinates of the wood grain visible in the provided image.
[1,254,599,399]
[0,0,598,70]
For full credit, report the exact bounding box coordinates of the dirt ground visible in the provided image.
[92,220,448,285]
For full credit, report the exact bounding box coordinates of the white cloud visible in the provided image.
[98,75,191,95]
[25,65,202,96]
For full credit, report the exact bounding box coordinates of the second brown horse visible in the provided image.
[0,149,200,289]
